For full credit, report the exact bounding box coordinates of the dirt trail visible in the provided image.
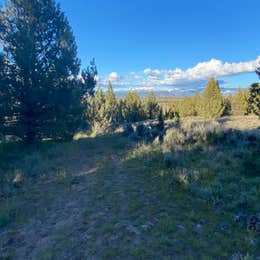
[0,141,136,259]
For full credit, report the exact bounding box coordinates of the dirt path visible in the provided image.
[0,139,136,259]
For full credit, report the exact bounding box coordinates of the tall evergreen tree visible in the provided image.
[145,90,160,119]
[201,78,225,119]
[0,0,96,142]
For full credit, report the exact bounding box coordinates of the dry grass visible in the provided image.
[168,115,260,130]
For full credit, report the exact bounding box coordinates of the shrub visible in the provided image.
[163,120,222,149]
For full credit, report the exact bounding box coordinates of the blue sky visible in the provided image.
[58,0,260,95]
[1,0,260,95]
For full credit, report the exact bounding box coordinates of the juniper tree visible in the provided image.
[201,78,225,119]
[0,0,96,142]
[104,82,118,124]
[93,85,106,126]
[178,97,196,117]
[145,90,160,119]
[123,91,145,122]
[231,88,249,115]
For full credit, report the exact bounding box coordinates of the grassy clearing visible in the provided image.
[0,116,259,258]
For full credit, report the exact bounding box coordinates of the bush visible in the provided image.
[163,120,222,149]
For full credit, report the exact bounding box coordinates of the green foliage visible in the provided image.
[229,88,249,115]
[178,97,196,117]
[0,0,97,142]
[248,83,260,117]
[104,82,118,124]
[145,91,160,119]
[192,92,202,116]
[223,96,232,116]
[200,78,225,119]
[123,91,146,122]
[86,83,120,132]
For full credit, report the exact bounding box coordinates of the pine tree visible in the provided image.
[201,78,225,119]
[145,90,160,119]
[0,0,96,142]
[248,83,260,117]
[123,91,145,122]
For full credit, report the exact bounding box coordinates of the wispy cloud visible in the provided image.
[99,56,260,93]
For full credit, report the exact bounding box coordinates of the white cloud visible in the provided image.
[108,72,120,82]
[159,56,260,85]
[143,68,161,77]
[99,56,260,91]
